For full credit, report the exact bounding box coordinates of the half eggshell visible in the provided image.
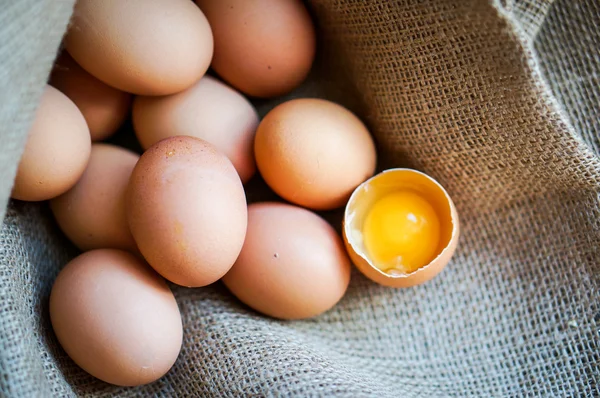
[343,168,459,288]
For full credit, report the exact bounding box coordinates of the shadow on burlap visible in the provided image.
[0,0,598,396]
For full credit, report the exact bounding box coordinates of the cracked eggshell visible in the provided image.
[343,168,460,288]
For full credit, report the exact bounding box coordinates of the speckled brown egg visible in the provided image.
[127,136,247,287]
[195,0,316,98]
[50,53,132,141]
[222,202,351,320]
[133,75,258,183]
[50,144,139,252]
[50,249,182,386]
[66,0,213,95]
[254,98,377,210]
[11,85,91,202]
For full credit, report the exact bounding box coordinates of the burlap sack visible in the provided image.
[1,0,598,396]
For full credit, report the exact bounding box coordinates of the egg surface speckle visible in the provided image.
[127,136,247,287]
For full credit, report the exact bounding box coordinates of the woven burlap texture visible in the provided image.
[1,0,598,396]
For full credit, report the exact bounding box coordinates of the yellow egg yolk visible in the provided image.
[362,191,441,274]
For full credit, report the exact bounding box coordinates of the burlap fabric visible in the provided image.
[1,0,598,396]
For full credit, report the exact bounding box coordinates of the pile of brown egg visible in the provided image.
[11,0,459,387]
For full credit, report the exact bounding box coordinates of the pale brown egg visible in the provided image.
[66,0,213,95]
[222,202,351,320]
[133,76,258,183]
[127,136,247,287]
[254,98,377,210]
[195,0,316,98]
[50,249,182,386]
[50,144,139,252]
[50,53,132,141]
[11,85,91,202]
[343,169,460,288]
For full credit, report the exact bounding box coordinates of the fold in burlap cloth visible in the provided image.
[1,0,598,396]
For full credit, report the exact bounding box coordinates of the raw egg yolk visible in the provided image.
[362,191,441,274]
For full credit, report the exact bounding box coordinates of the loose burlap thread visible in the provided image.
[0,0,598,396]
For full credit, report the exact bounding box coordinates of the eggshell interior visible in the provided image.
[343,168,459,288]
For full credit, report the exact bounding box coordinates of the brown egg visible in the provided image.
[127,136,247,287]
[50,144,139,252]
[195,0,316,98]
[11,85,91,202]
[222,202,351,320]
[66,0,213,95]
[50,53,132,141]
[133,76,258,183]
[255,98,377,210]
[50,249,182,386]
[343,169,460,288]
